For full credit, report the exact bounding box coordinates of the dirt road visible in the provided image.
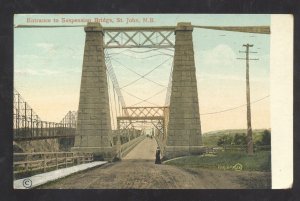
[123,137,157,160]
[40,138,271,189]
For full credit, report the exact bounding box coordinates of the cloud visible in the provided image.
[40,69,60,75]
[16,54,40,60]
[195,44,246,80]
[15,69,60,76]
[36,42,55,51]
[197,72,267,83]
[35,43,59,57]
[15,69,39,76]
[195,44,270,85]
[198,73,242,81]
[63,46,83,59]
[33,43,84,62]
[198,44,237,69]
[66,69,82,74]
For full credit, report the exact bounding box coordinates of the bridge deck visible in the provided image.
[123,137,157,160]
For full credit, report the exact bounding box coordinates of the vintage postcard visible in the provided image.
[13,14,293,189]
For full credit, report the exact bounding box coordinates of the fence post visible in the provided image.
[72,152,74,165]
[25,154,29,172]
[43,154,46,172]
[65,153,67,168]
[77,153,80,165]
[56,153,58,169]
[24,102,27,138]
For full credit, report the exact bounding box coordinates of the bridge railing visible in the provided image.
[14,123,76,141]
[13,152,93,177]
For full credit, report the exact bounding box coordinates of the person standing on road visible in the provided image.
[155,147,161,164]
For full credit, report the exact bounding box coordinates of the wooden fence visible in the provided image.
[13,152,93,175]
[223,145,271,152]
[205,145,271,153]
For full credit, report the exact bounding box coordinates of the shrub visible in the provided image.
[257,130,271,146]
[217,135,233,146]
[233,133,247,145]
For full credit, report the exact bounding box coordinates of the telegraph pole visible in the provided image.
[237,44,258,155]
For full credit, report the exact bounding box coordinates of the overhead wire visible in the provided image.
[200,95,270,116]
[105,44,269,119]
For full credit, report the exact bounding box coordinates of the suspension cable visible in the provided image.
[127,48,174,53]
[165,59,174,105]
[105,48,131,56]
[113,58,167,88]
[108,52,173,59]
[105,49,126,107]
[111,57,171,89]
[107,76,115,129]
[129,87,167,107]
[113,86,119,128]
[121,89,160,106]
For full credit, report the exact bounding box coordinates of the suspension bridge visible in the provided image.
[13,22,270,188]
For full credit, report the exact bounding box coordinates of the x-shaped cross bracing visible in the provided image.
[104,31,175,48]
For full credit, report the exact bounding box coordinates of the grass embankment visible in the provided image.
[164,151,271,172]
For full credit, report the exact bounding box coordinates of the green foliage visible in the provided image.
[217,135,233,146]
[202,129,271,146]
[217,133,247,147]
[233,133,247,145]
[164,151,271,172]
[259,130,271,145]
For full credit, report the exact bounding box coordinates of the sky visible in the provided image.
[14,14,270,133]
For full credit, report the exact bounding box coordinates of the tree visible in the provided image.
[260,130,271,145]
[233,133,247,145]
[217,135,233,146]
